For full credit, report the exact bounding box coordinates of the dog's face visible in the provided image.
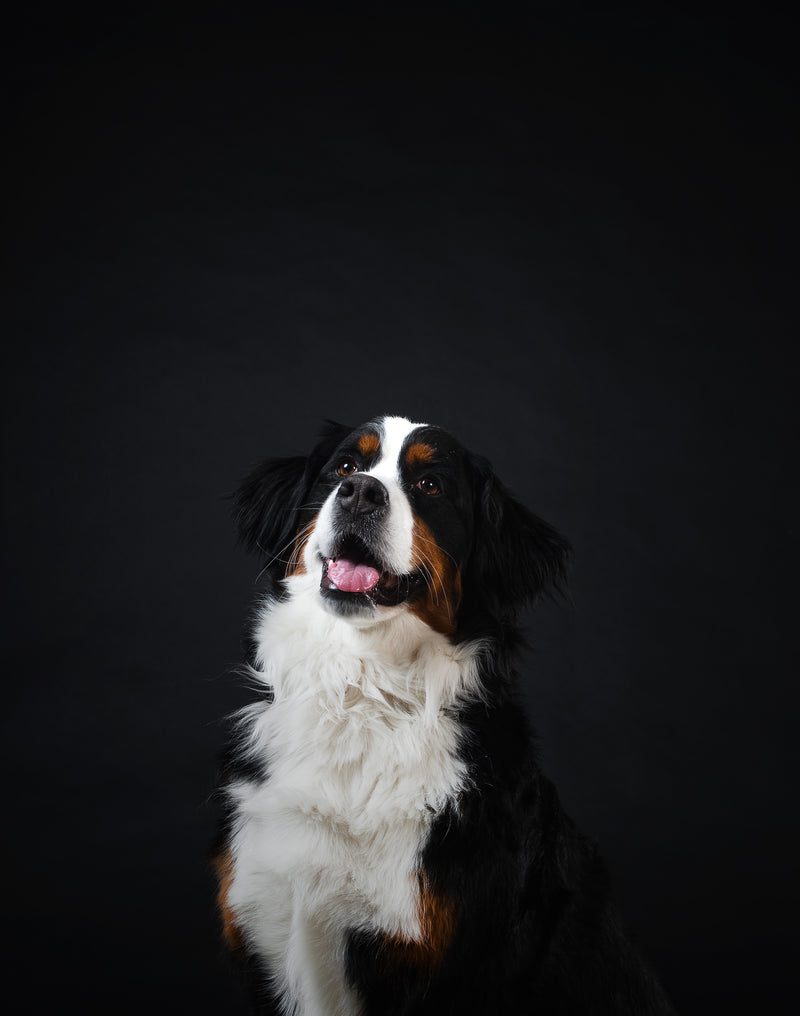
[305,417,473,633]
[235,416,569,637]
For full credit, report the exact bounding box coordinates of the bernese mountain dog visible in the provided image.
[213,415,676,1015]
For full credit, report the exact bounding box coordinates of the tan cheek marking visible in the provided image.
[410,516,461,636]
[357,432,381,458]
[212,848,243,951]
[286,513,319,577]
[380,872,457,970]
[404,442,436,468]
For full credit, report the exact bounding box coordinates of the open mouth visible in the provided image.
[319,534,419,608]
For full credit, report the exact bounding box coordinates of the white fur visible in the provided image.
[227,564,484,1016]
[370,416,424,485]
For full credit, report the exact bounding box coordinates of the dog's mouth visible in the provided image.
[319,535,420,607]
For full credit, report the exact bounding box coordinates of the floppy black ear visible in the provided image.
[468,455,571,623]
[233,420,353,565]
[234,455,309,557]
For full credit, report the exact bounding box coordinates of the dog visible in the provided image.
[213,415,676,1015]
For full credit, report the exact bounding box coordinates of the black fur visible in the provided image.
[345,664,675,1015]
[216,419,676,1015]
[233,420,353,573]
[460,452,572,639]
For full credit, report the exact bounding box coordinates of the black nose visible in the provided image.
[336,474,389,516]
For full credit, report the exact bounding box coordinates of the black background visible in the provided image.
[5,4,797,1013]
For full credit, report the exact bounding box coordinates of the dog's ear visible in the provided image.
[467,454,571,624]
[234,455,309,557]
[233,420,353,563]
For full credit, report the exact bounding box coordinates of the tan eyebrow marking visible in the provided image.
[357,432,381,457]
[405,442,436,468]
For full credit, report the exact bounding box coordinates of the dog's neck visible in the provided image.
[249,571,486,720]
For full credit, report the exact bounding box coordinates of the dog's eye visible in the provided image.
[415,477,440,496]
[337,459,359,477]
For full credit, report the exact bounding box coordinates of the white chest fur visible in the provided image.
[227,575,482,1016]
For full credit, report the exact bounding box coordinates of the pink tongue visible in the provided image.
[327,558,381,593]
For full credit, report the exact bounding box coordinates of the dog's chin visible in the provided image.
[316,536,421,623]
[318,582,381,623]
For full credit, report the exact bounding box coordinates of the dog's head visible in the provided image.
[234,416,570,636]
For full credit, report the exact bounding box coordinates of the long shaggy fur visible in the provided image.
[214,416,675,1015]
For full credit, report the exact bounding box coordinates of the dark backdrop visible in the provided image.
[5,5,797,1013]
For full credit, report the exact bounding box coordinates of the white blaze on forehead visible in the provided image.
[361,416,426,574]
[369,416,427,481]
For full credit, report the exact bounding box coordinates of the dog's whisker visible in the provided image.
[415,544,452,615]
[413,530,460,569]
[255,519,320,581]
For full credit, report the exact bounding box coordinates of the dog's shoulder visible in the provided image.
[347,678,676,1014]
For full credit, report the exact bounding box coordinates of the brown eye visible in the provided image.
[416,476,440,496]
[337,459,359,477]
